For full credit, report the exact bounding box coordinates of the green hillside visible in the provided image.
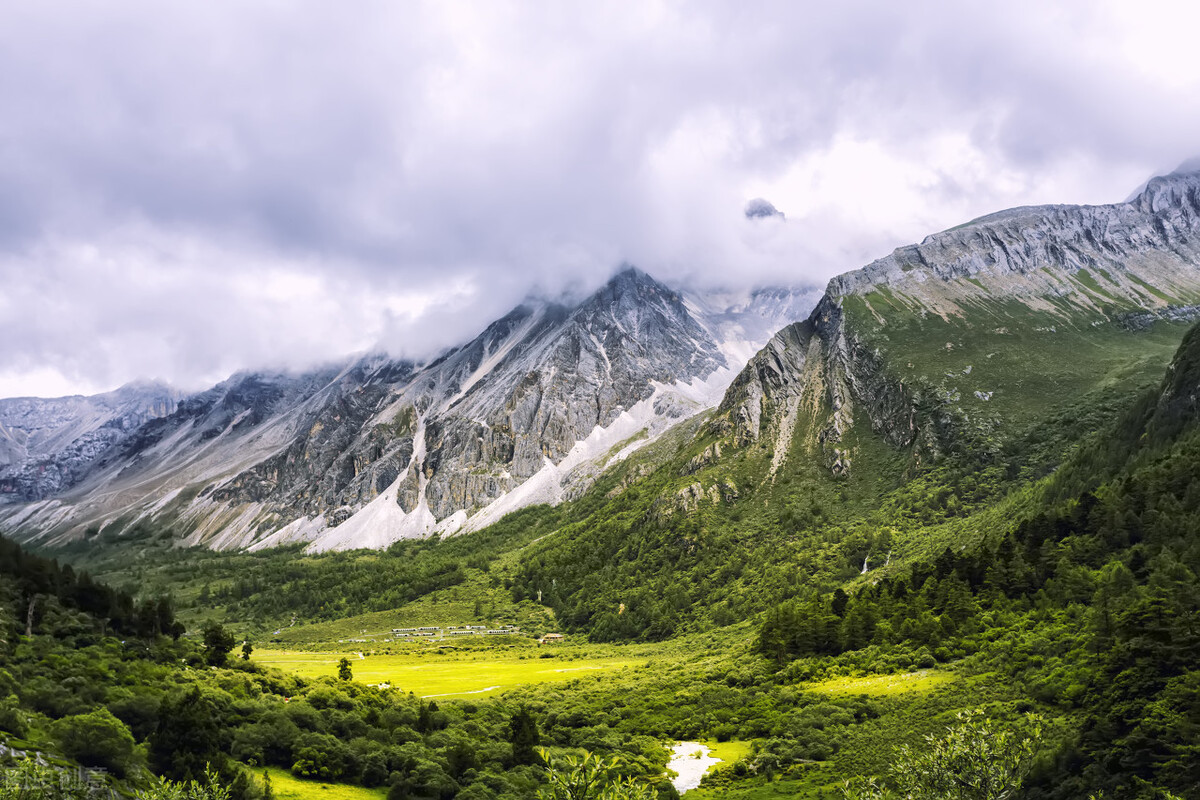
[7,262,1200,800]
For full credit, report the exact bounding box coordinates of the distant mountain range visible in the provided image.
[4,164,1200,554]
[0,271,819,550]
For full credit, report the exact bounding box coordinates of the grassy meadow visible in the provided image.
[251,648,641,697]
[260,768,387,800]
[806,669,957,697]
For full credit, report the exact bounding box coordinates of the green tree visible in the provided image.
[843,711,1043,800]
[54,706,136,777]
[149,685,224,782]
[509,706,541,766]
[241,641,253,661]
[202,622,236,667]
[337,657,353,681]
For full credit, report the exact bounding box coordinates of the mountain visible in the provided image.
[714,164,1200,476]
[0,269,819,551]
[9,165,1199,558]
[0,381,183,502]
[489,165,1200,646]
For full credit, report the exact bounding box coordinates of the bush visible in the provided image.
[54,706,136,776]
[0,694,27,737]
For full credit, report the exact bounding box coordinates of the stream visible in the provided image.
[666,741,722,794]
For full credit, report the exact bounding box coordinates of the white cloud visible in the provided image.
[1,0,1197,397]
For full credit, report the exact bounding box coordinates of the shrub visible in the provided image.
[54,706,136,777]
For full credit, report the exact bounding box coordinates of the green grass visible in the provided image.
[843,292,1190,434]
[1072,269,1119,303]
[260,768,387,800]
[253,648,640,697]
[805,669,957,697]
[703,739,755,764]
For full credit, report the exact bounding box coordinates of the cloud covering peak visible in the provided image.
[3,1,1199,397]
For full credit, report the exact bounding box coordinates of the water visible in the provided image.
[666,741,722,794]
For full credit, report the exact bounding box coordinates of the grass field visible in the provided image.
[703,739,755,764]
[805,669,956,697]
[261,768,386,800]
[253,649,640,697]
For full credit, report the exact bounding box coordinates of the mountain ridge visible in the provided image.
[7,166,1200,554]
[0,268,820,551]
[713,166,1200,477]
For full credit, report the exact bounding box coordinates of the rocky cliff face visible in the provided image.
[417,268,726,519]
[716,165,1200,473]
[0,382,184,502]
[0,268,818,551]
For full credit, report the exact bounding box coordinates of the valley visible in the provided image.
[4,166,1200,799]
[248,649,641,700]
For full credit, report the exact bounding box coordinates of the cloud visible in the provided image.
[2,0,1198,396]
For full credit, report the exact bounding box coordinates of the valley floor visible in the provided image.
[250,648,641,699]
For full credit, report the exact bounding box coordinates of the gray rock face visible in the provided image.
[0,382,183,502]
[416,267,726,518]
[719,167,1200,471]
[831,169,1200,304]
[1,267,816,550]
[205,360,418,517]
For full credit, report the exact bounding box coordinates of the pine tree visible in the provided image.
[510,706,541,766]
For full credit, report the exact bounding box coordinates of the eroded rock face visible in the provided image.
[208,362,418,518]
[716,167,1200,473]
[3,265,808,549]
[417,268,727,518]
[0,382,184,502]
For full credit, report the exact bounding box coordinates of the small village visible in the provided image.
[337,624,566,645]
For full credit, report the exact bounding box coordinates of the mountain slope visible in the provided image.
[489,166,1200,644]
[0,269,818,551]
[714,164,1200,475]
[0,381,183,502]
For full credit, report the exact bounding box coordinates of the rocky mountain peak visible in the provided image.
[744,198,785,220]
[1131,165,1200,219]
[716,167,1200,478]
[0,265,820,552]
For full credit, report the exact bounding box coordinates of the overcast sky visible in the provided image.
[3,1,1199,399]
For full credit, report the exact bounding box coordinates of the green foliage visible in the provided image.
[0,760,93,800]
[0,534,181,639]
[203,623,236,667]
[337,657,353,682]
[509,706,541,766]
[53,706,136,777]
[149,685,226,782]
[536,749,657,800]
[137,768,232,800]
[843,710,1042,800]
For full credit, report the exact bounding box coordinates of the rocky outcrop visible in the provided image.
[0,382,183,502]
[681,441,722,475]
[0,267,818,550]
[716,165,1200,474]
